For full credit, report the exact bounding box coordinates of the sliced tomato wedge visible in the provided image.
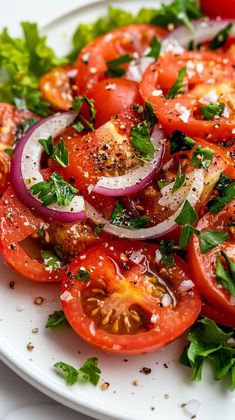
[0,186,66,282]
[60,240,201,354]
[201,301,235,328]
[39,67,75,111]
[75,24,167,94]
[0,103,37,145]
[188,201,235,317]
[140,51,235,141]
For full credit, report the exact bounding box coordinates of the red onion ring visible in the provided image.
[164,19,235,49]
[93,125,165,196]
[11,112,86,222]
[87,168,204,240]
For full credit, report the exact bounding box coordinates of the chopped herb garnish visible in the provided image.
[200,231,228,253]
[172,164,186,192]
[180,317,235,389]
[145,102,158,127]
[156,179,171,189]
[93,223,105,236]
[201,103,225,120]
[14,89,52,117]
[169,130,196,153]
[216,172,234,193]
[72,121,85,133]
[111,202,150,229]
[191,145,214,169]
[131,123,155,160]
[46,310,69,329]
[207,181,235,214]
[72,96,96,131]
[210,23,233,50]
[30,172,78,207]
[178,224,199,249]
[216,251,235,296]
[15,118,38,143]
[72,268,90,282]
[166,66,186,99]
[54,357,101,386]
[39,136,68,167]
[128,216,150,229]
[106,54,133,77]
[41,250,61,270]
[175,199,198,225]
[4,148,14,156]
[111,202,126,226]
[146,36,161,60]
[159,239,175,267]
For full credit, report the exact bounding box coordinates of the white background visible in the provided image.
[0,3,96,419]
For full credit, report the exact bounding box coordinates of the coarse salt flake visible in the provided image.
[60,291,73,302]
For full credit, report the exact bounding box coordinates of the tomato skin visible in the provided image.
[0,103,37,145]
[87,78,143,128]
[201,0,235,18]
[61,241,201,354]
[39,67,74,111]
[201,302,235,328]
[188,202,235,317]
[75,24,167,95]
[0,186,65,282]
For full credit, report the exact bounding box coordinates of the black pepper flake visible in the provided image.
[10,243,16,250]
[140,367,152,375]
[163,363,169,368]
[69,177,75,184]
[9,281,15,289]
[123,358,128,362]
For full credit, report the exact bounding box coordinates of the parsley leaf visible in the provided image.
[41,250,61,270]
[72,121,85,133]
[216,173,234,194]
[210,23,233,50]
[145,102,158,127]
[93,223,105,236]
[169,130,196,153]
[146,36,161,60]
[180,318,235,389]
[30,172,78,207]
[207,181,235,214]
[46,310,69,329]
[178,224,199,249]
[128,216,150,229]
[39,136,68,167]
[106,54,133,77]
[111,202,150,229]
[15,117,38,143]
[159,239,175,267]
[166,66,186,99]
[191,145,214,169]
[199,231,228,253]
[131,124,155,160]
[201,103,225,120]
[216,252,235,297]
[175,200,198,225]
[111,202,126,226]
[54,358,101,386]
[172,164,186,192]
[72,268,90,282]
[72,96,96,131]
[4,148,14,156]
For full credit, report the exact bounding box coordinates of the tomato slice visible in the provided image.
[0,103,37,145]
[39,67,74,111]
[0,186,66,282]
[188,201,235,317]
[201,302,235,328]
[140,51,235,141]
[201,0,235,19]
[61,240,201,354]
[87,78,143,128]
[75,24,167,95]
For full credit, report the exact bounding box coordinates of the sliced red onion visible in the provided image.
[11,112,86,222]
[87,168,204,239]
[93,125,165,196]
[165,19,235,49]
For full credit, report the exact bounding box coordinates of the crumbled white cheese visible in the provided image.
[161,39,185,55]
[199,89,218,105]
[155,249,162,263]
[222,105,230,119]
[152,89,163,97]
[161,294,171,307]
[129,250,145,264]
[105,82,117,91]
[60,291,73,302]
[150,313,159,323]
[178,279,194,292]
[175,103,190,123]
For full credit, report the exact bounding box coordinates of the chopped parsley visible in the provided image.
[159,239,175,267]
[207,180,235,214]
[111,202,150,229]
[210,23,233,50]
[30,172,78,207]
[72,96,96,131]
[5,148,14,156]
[54,357,101,386]
[46,310,69,329]
[200,231,228,253]
[166,66,186,99]
[146,36,161,60]
[175,200,198,226]
[72,268,90,282]
[172,164,186,192]
[128,216,150,229]
[13,88,52,117]
[15,118,38,143]
[178,224,199,249]
[41,250,61,270]
[106,54,133,77]
[145,102,158,127]
[200,103,225,120]
[72,121,85,133]
[191,145,214,169]
[93,223,105,236]
[180,317,235,389]
[131,123,155,160]
[169,130,196,153]
[39,136,68,167]
[216,251,235,297]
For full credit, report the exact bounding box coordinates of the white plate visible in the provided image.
[0,1,234,419]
